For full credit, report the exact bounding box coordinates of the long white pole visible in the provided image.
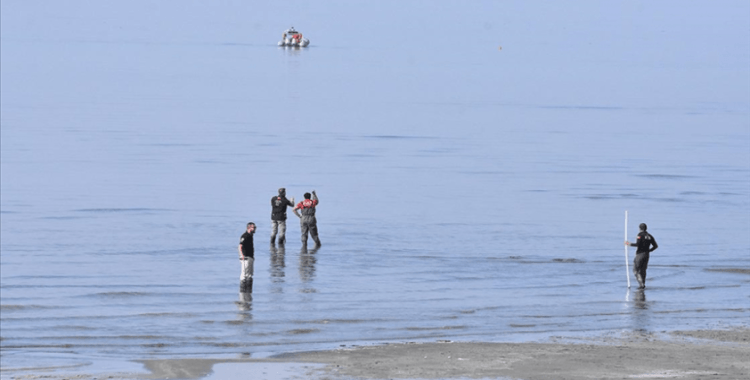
[624,210,630,288]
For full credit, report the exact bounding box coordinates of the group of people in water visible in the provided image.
[237,188,321,293]
[236,190,658,295]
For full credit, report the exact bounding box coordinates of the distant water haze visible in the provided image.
[1,0,749,375]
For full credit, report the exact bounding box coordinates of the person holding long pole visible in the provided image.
[624,211,631,288]
[625,223,658,289]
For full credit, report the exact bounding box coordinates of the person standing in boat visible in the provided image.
[284,27,296,45]
[238,222,256,293]
[293,190,321,248]
[625,223,658,289]
[270,188,294,246]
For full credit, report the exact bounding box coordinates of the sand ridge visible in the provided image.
[6,328,749,379]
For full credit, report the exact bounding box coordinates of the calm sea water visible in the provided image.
[2,0,749,377]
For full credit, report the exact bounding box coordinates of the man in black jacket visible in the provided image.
[625,223,658,289]
[270,188,294,246]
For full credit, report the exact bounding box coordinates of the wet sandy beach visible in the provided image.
[7,328,748,380]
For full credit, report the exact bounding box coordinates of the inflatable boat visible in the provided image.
[278,27,310,47]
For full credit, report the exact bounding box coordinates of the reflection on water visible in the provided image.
[235,293,253,322]
[299,246,318,284]
[270,245,286,281]
[269,245,287,295]
[633,289,647,309]
[629,289,650,331]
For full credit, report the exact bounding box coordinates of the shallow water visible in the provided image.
[1,0,749,377]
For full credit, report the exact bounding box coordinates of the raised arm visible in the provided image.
[312,190,319,204]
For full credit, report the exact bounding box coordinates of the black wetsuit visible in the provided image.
[632,231,658,287]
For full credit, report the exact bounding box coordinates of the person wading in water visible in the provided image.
[625,223,658,289]
[293,190,321,248]
[238,222,256,293]
[270,188,294,246]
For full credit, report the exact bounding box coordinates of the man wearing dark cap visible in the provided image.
[625,223,658,289]
[270,188,295,245]
[293,190,321,248]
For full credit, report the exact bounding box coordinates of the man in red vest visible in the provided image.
[293,190,321,248]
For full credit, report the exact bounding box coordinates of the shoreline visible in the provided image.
[273,327,750,379]
[4,327,748,380]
